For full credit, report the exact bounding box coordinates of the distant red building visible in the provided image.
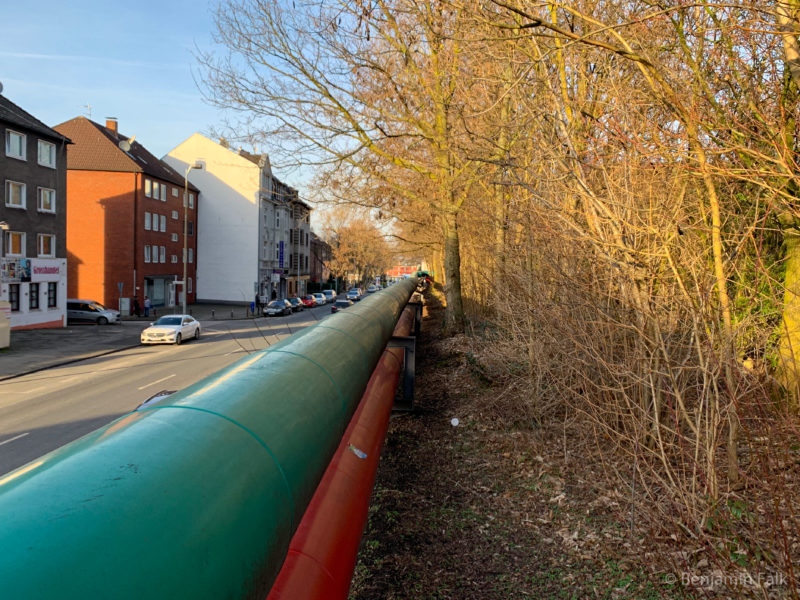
[386,265,419,279]
[54,117,199,311]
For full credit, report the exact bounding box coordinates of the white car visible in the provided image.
[312,292,327,305]
[141,314,201,345]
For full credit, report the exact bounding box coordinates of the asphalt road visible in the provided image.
[0,305,332,476]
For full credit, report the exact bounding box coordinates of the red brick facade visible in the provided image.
[66,170,197,310]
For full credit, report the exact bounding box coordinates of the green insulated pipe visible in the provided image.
[0,277,418,600]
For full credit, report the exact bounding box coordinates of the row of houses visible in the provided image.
[1,92,330,330]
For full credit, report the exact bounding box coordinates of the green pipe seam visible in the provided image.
[0,277,418,600]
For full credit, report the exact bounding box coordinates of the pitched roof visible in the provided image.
[0,94,71,143]
[53,117,197,190]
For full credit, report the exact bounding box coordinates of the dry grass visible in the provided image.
[350,290,798,599]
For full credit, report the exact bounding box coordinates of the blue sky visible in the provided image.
[1,0,228,159]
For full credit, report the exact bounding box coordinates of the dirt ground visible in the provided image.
[349,297,688,600]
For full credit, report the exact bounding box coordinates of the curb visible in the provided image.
[0,344,141,382]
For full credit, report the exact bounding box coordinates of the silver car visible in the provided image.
[67,299,119,325]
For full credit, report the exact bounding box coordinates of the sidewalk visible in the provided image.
[0,303,256,381]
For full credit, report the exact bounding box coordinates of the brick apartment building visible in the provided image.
[54,117,199,312]
[1,93,70,329]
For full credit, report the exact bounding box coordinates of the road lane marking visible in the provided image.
[0,433,29,446]
[137,374,176,390]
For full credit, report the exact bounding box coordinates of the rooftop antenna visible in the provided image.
[84,104,92,119]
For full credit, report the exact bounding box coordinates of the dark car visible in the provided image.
[263,299,292,316]
[331,299,354,313]
[287,297,304,312]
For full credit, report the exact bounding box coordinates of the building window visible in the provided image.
[172,187,178,197]
[5,180,26,208]
[38,188,56,212]
[188,277,193,294]
[144,212,151,230]
[171,210,178,219]
[5,130,26,160]
[188,248,193,263]
[276,214,280,228]
[171,255,178,263]
[9,284,20,311]
[171,233,178,242]
[153,181,160,200]
[145,179,152,197]
[48,281,57,307]
[37,140,56,168]
[188,221,194,236]
[144,245,151,263]
[161,184,167,202]
[275,243,280,259]
[5,231,24,256]
[189,193,195,209]
[160,215,166,232]
[38,234,55,257]
[30,282,40,309]
[160,246,166,263]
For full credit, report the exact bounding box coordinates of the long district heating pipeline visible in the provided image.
[0,277,419,599]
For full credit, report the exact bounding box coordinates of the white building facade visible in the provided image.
[164,133,311,303]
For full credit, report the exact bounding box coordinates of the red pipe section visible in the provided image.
[266,307,415,600]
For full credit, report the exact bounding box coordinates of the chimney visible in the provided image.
[105,117,118,135]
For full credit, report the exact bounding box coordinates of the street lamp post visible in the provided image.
[183,162,203,315]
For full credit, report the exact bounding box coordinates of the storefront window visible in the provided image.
[29,282,39,309]
[48,281,57,307]
[9,284,20,311]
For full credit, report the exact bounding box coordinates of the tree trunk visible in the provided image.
[779,228,800,409]
[443,211,465,333]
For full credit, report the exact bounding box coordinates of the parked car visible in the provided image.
[287,297,304,312]
[301,295,317,308]
[331,299,354,313]
[366,284,379,293]
[346,288,362,302]
[67,299,119,325]
[140,314,201,345]
[322,289,336,302]
[312,292,327,305]
[264,299,292,316]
